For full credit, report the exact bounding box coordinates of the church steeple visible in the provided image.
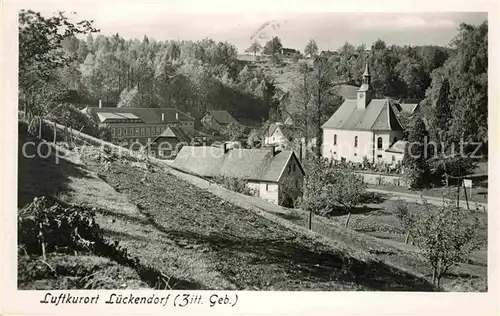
[362,61,371,86]
[357,61,373,109]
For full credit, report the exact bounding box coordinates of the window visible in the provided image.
[111,128,116,136]
[141,128,145,136]
[354,136,358,148]
[266,183,269,191]
[117,128,122,136]
[354,153,357,156]
[135,128,139,135]
[288,165,291,173]
[377,154,383,159]
[128,127,133,135]
[334,134,337,146]
[392,155,396,162]
[377,137,383,149]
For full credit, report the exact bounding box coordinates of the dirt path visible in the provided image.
[367,188,488,211]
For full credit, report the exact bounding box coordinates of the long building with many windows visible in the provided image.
[81,106,195,145]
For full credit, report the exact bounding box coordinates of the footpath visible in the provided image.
[367,188,488,211]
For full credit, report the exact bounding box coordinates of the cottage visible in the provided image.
[321,62,405,164]
[81,106,195,146]
[201,110,240,132]
[173,145,305,206]
[146,126,205,159]
[385,140,408,165]
[264,123,293,147]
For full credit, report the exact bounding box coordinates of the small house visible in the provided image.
[201,110,240,132]
[172,145,305,206]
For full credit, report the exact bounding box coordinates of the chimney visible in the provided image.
[161,113,165,122]
[99,100,102,108]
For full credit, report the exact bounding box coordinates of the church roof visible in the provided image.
[321,98,404,131]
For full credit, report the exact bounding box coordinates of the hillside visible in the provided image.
[17,123,437,291]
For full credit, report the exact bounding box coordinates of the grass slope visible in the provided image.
[18,128,435,290]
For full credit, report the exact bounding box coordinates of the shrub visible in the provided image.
[212,175,256,196]
[46,103,98,136]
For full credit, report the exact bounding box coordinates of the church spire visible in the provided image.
[357,60,373,109]
[362,61,371,86]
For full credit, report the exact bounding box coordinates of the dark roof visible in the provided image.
[82,107,195,124]
[386,140,408,154]
[321,98,404,131]
[205,110,239,125]
[152,126,191,143]
[173,146,304,183]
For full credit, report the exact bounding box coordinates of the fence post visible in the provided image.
[307,211,312,230]
[53,121,57,144]
[38,118,42,139]
[344,212,351,228]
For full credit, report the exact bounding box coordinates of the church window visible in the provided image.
[377,137,383,149]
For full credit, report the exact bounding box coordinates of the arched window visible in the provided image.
[334,134,337,146]
[377,137,383,149]
[354,136,358,148]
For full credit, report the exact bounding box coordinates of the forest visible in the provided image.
[19,10,488,150]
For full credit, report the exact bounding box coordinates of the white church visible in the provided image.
[321,63,407,165]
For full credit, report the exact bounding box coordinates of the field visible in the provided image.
[18,128,439,291]
[17,125,487,291]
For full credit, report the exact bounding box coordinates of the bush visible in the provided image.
[212,176,255,196]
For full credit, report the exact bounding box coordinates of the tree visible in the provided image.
[19,10,98,117]
[222,122,246,143]
[117,86,139,108]
[245,40,262,56]
[301,158,367,219]
[402,117,430,188]
[304,39,319,58]
[399,200,483,288]
[262,36,283,55]
[246,128,262,148]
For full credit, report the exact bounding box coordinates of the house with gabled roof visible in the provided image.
[321,62,405,164]
[173,145,305,206]
[81,106,195,145]
[201,110,240,132]
[146,126,207,159]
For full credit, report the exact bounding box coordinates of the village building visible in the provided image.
[172,145,305,206]
[146,126,207,159]
[385,140,408,165]
[201,110,240,132]
[81,106,195,146]
[264,122,294,148]
[321,62,405,164]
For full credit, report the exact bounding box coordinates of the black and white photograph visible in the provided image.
[2,0,499,315]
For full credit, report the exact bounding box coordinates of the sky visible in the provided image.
[15,0,488,53]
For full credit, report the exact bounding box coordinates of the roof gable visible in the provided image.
[205,110,238,125]
[321,98,404,131]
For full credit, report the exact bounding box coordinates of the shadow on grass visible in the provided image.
[18,130,90,208]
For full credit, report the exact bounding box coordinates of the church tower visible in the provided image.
[357,61,374,109]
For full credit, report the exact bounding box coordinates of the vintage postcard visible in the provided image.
[1,0,499,315]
